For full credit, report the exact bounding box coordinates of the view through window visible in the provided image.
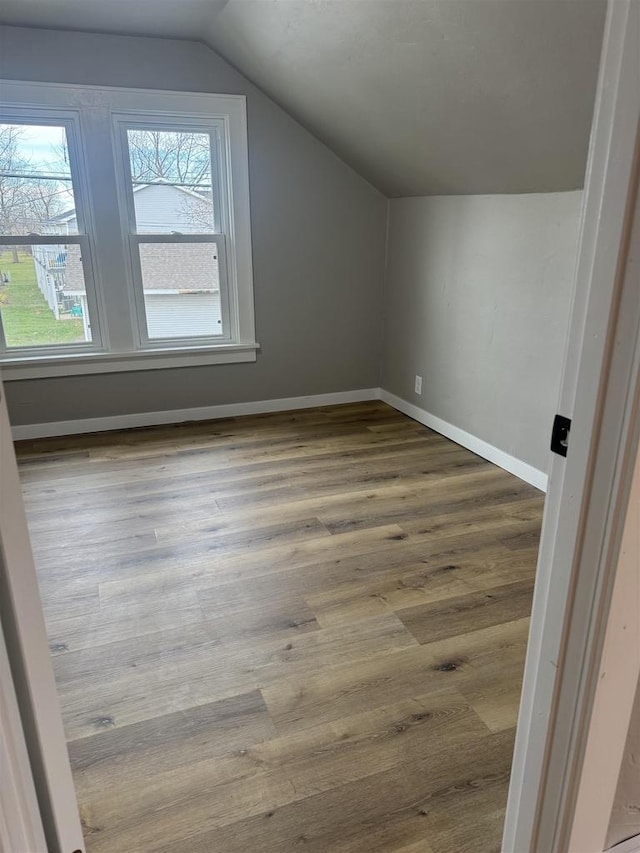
[0,122,89,348]
[123,127,224,341]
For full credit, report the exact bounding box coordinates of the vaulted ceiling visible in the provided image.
[0,0,607,196]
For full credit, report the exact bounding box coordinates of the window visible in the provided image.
[0,83,256,379]
[118,123,228,344]
[0,120,98,353]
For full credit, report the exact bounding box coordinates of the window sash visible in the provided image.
[0,111,105,356]
[0,244,103,359]
[113,117,235,347]
[0,111,87,237]
[127,233,231,347]
[116,118,225,236]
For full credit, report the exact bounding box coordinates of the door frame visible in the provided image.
[503,1,640,850]
[0,381,85,852]
[0,3,638,851]
[0,606,47,853]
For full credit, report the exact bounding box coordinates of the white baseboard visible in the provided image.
[608,837,640,853]
[11,386,548,492]
[379,389,548,492]
[11,388,381,440]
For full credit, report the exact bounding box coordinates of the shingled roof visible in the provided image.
[63,242,219,293]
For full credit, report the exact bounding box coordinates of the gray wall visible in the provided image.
[0,26,387,426]
[381,192,583,473]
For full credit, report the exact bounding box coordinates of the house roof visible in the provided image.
[63,241,219,293]
[138,241,220,292]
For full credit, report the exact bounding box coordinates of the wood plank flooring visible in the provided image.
[16,402,544,853]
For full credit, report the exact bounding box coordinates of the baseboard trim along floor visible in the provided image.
[379,390,548,492]
[10,389,380,441]
[11,386,547,491]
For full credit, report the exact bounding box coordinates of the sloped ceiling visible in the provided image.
[0,0,607,196]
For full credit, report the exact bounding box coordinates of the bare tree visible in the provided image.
[0,125,28,260]
[178,192,215,231]
[126,130,215,230]
[0,124,65,261]
[127,130,211,186]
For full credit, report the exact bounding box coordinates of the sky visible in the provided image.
[9,123,70,174]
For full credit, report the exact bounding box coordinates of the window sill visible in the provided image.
[0,343,259,381]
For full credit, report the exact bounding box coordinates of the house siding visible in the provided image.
[132,184,212,234]
[145,292,222,338]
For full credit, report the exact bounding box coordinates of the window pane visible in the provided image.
[0,244,91,347]
[126,129,215,233]
[0,123,79,236]
[138,242,222,339]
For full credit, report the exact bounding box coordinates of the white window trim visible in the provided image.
[0,108,107,357]
[0,342,259,379]
[0,81,257,379]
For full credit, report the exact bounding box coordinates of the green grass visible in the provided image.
[0,251,84,347]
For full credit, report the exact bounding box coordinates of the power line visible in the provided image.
[0,172,212,189]
[0,171,72,181]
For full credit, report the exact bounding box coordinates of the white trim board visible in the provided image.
[10,389,380,440]
[0,622,47,853]
[379,389,548,491]
[10,386,547,492]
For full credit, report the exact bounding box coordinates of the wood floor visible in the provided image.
[16,402,543,853]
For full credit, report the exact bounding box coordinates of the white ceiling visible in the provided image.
[0,0,607,196]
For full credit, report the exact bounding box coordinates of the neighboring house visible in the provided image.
[34,182,220,340]
[31,245,67,318]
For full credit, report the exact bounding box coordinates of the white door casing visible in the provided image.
[0,376,85,853]
[0,608,47,853]
[503,1,640,850]
[569,359,640,852]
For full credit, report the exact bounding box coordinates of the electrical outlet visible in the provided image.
[414,375,423,395]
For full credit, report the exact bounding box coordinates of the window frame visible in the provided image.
[113,115,233,348]
[0,108,106,359]
[0,82,257,380]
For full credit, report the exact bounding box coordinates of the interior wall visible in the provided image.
[0,25,387,427]
[380,191,583,474]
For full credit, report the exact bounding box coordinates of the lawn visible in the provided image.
[0,250,84,347]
